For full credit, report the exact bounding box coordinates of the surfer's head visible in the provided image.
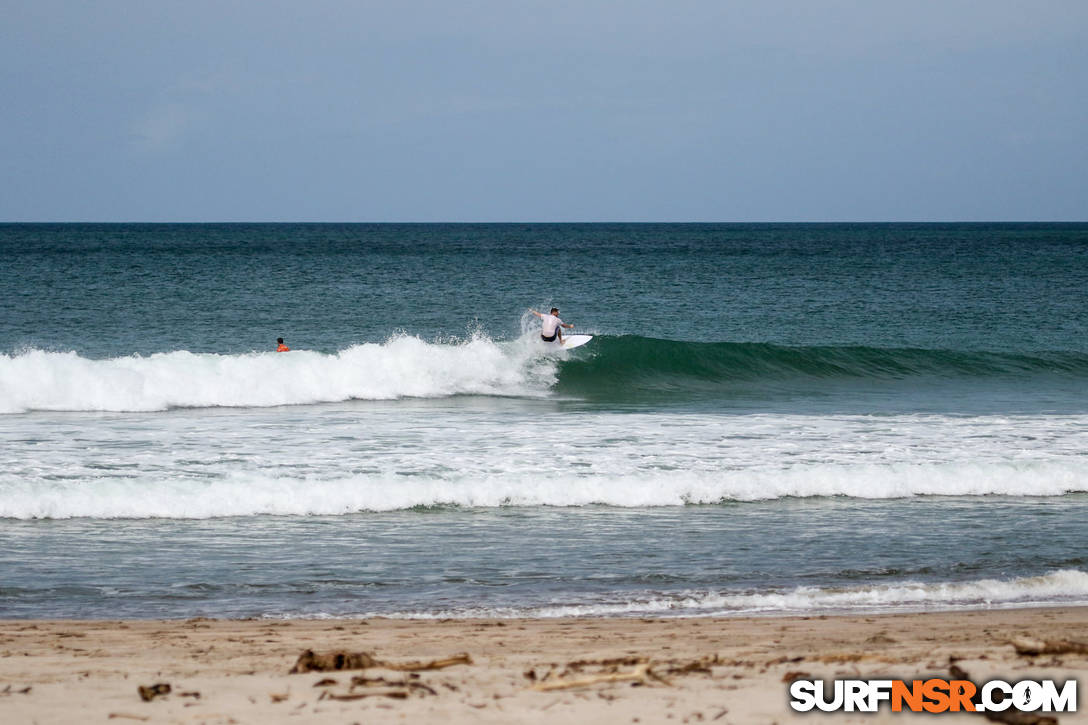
[277,337,284,344]
[550,308,560,315]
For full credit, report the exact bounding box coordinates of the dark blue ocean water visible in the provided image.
[1,223,1086,618]
[3,223,1087,357]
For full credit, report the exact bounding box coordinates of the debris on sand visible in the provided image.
[289,649,473,701]
[1010,637,1088,657]
[289,651,378,673]
[289,649,471,674]
[136,683,171,702]
[0,685,32,696]
[350,675,438,697]
[532,662,664,691]
[527,654,724,692]
[319,688,408,701]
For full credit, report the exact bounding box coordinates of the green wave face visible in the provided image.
[554,336,1088,405]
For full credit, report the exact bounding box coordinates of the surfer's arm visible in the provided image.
[529,308,543,318]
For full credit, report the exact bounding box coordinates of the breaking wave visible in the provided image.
[391,569,1088,618]
[3,335,1086,413]
[0,335,557,413]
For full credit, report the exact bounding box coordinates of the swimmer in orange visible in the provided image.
[276,337,290,352]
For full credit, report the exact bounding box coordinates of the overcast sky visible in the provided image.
[2,1,1086,221]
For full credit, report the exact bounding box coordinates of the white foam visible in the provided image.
[0,336,559,413]
[368,569,1088,619]
[1,460,1086,520]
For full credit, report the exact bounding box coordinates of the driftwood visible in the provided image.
[1010,637,1088,657]
[288,649,471,674]
[290,649,471,702]
[379,654,473,672]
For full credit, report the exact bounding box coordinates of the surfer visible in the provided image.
[529,307,574,344]
[276,337,290,352]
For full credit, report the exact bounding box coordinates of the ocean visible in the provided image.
[1,223,1086,619]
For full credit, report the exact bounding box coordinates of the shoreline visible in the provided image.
[3,607,1086,723]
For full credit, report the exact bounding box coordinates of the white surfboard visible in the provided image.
[562,334,593,350]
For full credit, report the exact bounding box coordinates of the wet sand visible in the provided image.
[1,608,1086,724]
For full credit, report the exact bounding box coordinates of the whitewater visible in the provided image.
[0,334,559,413]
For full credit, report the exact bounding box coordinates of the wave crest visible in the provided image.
[4,336,1086,413]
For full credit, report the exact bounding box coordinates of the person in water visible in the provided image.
[529,307,574,343]
[276,337,290,352]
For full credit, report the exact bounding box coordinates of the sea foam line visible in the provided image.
[361,569,1088,619]
[2,461,1086,519]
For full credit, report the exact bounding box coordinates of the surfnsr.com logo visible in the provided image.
[789,678,1077,714]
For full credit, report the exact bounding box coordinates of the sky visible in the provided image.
[2,0,1086,222]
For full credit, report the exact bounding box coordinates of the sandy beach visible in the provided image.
[2,608,1086,724]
